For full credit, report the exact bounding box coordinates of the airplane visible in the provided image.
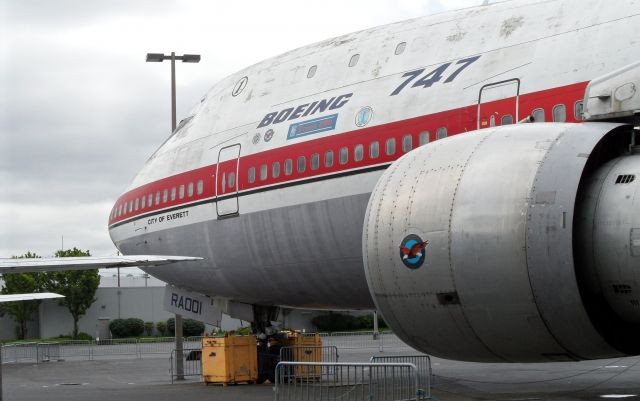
[1,0,639,363]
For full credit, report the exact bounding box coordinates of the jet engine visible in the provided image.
[363,122,640,362]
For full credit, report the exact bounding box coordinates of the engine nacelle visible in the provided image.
[363,122,640,362]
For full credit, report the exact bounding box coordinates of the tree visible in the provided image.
[45,248,100,338]
[0,252,45,339]
[167,317,205,337]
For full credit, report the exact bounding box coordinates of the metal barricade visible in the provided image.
[11,342,38,363]
[1,344,17,364]
[371,355,431,399]
[37,342,61,362]
[275,362,419,401]
[279,346,339,383]
[137,337,175,355]
[321,331,382,350]
[57,340,92,361]
[170,348,202,384]
[92,338,140,359]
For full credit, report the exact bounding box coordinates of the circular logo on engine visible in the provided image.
[252,133,261,144]
[399,234,429,269]
[264,129,274,142]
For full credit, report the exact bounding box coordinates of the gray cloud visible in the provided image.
[1,0,480,258]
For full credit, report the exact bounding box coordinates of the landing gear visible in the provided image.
[253,306,282,384]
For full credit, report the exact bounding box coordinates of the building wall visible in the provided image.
[2,285,369,341]
[0,311,39,341]
[38,287,254,339]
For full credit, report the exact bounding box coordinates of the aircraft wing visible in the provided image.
[0,293,65,303]
[0,255,203,274]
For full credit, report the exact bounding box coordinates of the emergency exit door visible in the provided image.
[216,144,241,217]
[477,78,520,129]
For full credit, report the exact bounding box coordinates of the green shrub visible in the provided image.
[74,332,93,341]
[156,321,167,336]
[166,318,205,337]
[312,313,387,332]
[311,313,359,332]
[144,321,154,336]
[355,315,388,330]
[109,318,145,338]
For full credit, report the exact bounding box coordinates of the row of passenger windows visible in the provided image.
[246,130,444,184]
[112,179,204,220]
[486,102,581,127]
[244,101,579,185]
[113,102,582,220]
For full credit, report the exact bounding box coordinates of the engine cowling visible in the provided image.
[363,122,640,362]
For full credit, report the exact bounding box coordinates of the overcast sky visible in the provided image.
[1,0,482,259]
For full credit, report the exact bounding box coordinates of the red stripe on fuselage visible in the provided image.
[108,81,588,226]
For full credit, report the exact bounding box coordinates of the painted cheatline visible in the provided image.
[0,293,65,303]
[0,255,203,274]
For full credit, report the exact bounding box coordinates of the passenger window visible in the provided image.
[501,115,513,125]
[552,104,566,122]
[489,115,496,127]
[402,135,412,153]
[162,189,168,203]
[311,153,320,170]
[297,156,306,173]
[248,167,256,184]
[260,164,268,181]
[155,191,161,205]
[187,182,194,197]
[339,147,348,164]
[170,187,176,201]
[436,127,447,139]
[532,108,545,122]
[354,144,364,162]
[141,195,146,209]
[134,198,139,211]
[385,138,396,155]
[129,200,133,212]
[148,194,153,207]
[419,131,430,146]
[370,141,379,158]
[348,54,360,67]
[285,159,293,176]
[197,180,203,195]
[395,42,406,55]
[574,100,584,120]
[272,162,280,178]
[179,185,185,199]
[307,65,317,79]
[228,172,235,188]
[325,150,334,167]
[118,204,122,216]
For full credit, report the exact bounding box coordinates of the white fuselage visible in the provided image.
[108,0,640,309]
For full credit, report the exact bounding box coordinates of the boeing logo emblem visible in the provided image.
[257,93,353,128]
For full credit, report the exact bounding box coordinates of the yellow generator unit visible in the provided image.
[202,334,258,385]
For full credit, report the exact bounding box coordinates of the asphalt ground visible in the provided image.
[3,346,640,401]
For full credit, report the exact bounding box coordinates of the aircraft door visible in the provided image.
[477,78,520,129]
[216,144,241,217]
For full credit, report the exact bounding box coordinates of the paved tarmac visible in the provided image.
[2,347,640,401]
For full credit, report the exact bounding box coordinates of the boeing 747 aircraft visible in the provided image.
[2,0,639,362]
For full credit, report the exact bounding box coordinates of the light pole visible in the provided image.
[145,52,201,132]
[146,51,200,380]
